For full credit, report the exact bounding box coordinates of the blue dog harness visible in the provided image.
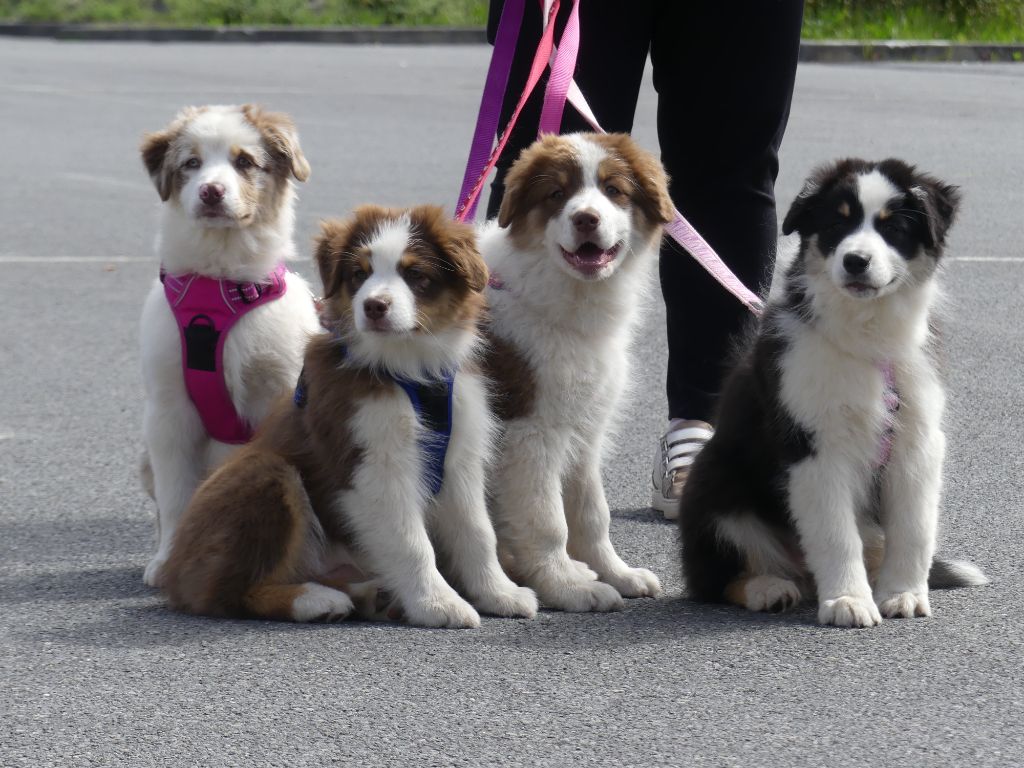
[294,344,454,496]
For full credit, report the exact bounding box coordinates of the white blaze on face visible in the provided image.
[831,170,906,295]
[354,215,418,334]
[549,134,634,280]
[176,107,264,226]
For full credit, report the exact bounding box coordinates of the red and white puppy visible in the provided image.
[480,133,675,611]
[138,105,319,585]
[160,206,538,627]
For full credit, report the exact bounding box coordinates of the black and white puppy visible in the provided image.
[678,158,987,628]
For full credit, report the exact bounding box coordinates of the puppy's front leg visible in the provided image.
[342,402,479,628]
[875,366,944,618]
[142,397,205,586]
[429,375,537,618]
[564,446,661,598]
[788,457,882,627]
[491,424,623,612]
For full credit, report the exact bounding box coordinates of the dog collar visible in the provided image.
[161,263,288,444]
[294,340,455,496]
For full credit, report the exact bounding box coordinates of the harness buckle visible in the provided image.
[237,282,263,304]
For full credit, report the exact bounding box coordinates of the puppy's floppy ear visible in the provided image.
[496,144,536,229]
[910,175,961,248]
[141,129,175,202]
[444,219,489,294]
[314,218,352,299]
[630,146,674,225]
[413,205,489,293]
[243,103,311,182]
[781,163,835,236]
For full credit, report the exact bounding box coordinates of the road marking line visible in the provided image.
[1,255,1020,266]
[60,172,151,192]
[948,256,1024,263]
[0,256,152,263]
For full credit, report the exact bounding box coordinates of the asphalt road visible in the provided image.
[1,40,1023,767]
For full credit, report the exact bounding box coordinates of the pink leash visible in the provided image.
[456,0,764,314]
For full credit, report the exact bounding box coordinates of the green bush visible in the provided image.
[803,0,1024,42]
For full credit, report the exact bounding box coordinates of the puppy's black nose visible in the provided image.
[199,183,225,205]
[363,297,390,321]
[843,252,870,275]
[572,210,599,234]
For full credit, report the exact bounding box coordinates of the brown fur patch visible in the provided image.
[161,335,400,619]
[722,575,752,609]
[589,132,674,226]
[480,325,537,421]
[498,134,582,243]
[242,103,311,182]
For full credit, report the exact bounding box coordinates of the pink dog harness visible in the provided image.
[161,263,288,444]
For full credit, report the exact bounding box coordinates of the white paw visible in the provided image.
[534,575,624,613]
[291,583,355,623]
[472,583,539,619]
[744,575,801,612]
[819,595,883,628]
[876,590,931,619]
[601,566,662,599]
[404,589,481,629]
[143,552,168,587]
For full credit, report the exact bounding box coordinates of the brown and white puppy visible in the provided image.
[138,104,319,585]
[478,132,674,612]
[160,205,538,627]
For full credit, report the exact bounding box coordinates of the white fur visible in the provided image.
[291,582,355,622]
[480,134,663,612]
[329,220,536,627]
[778,170,948,628]
[139,106,319,585]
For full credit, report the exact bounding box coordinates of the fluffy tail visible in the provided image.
[929,558,989,589]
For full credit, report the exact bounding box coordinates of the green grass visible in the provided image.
[803,0,1024,42]
[0,0,1020,41]
[0,0,489,26]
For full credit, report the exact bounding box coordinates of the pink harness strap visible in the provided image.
[876,360,901,469]
[161,263,288,444]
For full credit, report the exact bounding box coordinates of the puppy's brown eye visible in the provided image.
[352,268,368,281]
[604,184,622,197]
[405,268,431,293]
[235,155,253,171]
[183,157,201,170]
[549,189,564,201]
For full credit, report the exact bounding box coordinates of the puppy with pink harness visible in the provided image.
[138,104,319,586]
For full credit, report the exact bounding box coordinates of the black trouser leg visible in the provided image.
[653,2,804,422]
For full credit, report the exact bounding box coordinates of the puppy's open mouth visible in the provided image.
[560,242,622,275]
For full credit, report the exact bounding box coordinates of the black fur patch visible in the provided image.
[678,308,813,602]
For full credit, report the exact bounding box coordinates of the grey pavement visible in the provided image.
[1,40,1023,767]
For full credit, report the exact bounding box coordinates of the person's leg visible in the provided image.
[650,1,804,517]
[653,1,803,422]
[484,1,655,219]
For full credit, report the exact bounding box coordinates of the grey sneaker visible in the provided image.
[651,419,714,520]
